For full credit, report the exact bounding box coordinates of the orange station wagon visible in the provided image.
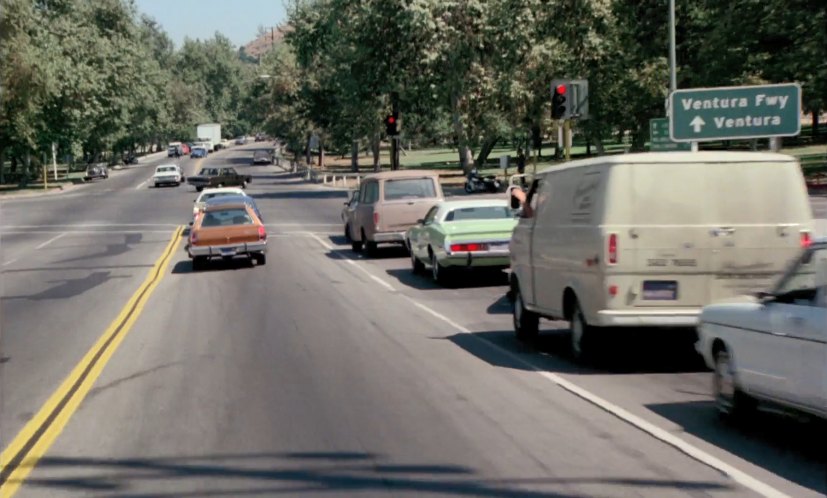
[188,202,267,270]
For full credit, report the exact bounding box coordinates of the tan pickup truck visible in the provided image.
[346,170,444,256]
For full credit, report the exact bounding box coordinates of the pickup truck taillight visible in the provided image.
[258,226,267,241]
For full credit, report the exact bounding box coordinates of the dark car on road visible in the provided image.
[187,167,252,192]
[252,150,273,165]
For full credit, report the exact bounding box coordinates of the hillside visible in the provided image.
[243,25,290,59]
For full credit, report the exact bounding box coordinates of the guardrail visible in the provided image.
[285,161,367,189]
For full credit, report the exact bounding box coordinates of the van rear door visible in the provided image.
[628,162,711,308]
[377,177,442,232]
[707,159,813,302]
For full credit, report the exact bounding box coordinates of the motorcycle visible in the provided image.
[464,168,502,194]
[122,153,138,165]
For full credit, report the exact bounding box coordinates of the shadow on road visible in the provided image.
[170,258,258,274]
[648,401,827,495]
[54,234,143,263]
[385,268,508,290]
[252,190,348,200]
[445,328,706,375]
[16,451,731,497]
[0,271,130,301]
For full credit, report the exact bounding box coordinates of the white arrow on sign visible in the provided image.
[690,116,705,133]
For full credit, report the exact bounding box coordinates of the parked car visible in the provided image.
[347,170,444,256]
[252,150,273,165]
[697,237,826,421]
[192,187,248,217]
[235,136,248,145]
[85,164,108,180]
[508,151,815,361]
[187,202,267,270]
[152,164,183,187]
[191,146,208,159]
[187,167,251,192]
[406,199,518,284]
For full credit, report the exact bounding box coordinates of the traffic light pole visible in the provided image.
[390,136,400,171]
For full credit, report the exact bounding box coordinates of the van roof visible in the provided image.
[536,151,799,176]
[365,169,440,180]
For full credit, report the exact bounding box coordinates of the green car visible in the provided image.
[406,199,518,284]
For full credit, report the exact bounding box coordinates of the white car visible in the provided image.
[697,236,826,421]
[152,164,183,187]
[192,187,248,217]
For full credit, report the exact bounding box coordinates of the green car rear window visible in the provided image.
[446,206,511,221]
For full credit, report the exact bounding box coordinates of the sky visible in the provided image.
[133,0,287,49]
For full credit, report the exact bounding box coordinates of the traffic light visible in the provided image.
[385,112,399,136]
[551,82,569,120]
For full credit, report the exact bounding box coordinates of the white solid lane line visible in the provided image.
[135,180,148,190]
[34,232,67,250]
[2,258,18,267]
[305,233,789,498]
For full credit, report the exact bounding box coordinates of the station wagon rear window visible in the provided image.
[201,209,253,227]
[446,206,512,221]
[384,178,436,200]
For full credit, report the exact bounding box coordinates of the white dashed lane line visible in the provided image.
[305,232,789,498]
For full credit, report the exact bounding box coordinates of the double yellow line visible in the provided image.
[0,226,185,497]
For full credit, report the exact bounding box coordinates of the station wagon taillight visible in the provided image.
[800,231,812,249]
[608,233,618,264]
[450,243,488,252]
[258,226,267,241]
[190,232,198,245]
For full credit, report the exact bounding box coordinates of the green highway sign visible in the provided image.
[669,83,801,142]
[650,118,691,151]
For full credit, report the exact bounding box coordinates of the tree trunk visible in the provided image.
[475,136,499,167]
[0,146,5,184]
[371,132,381,172]
[450,93,472,173]
[813,111,820,138]
[318,138,324,168]
[305,134,312,165]
[591,131,606,156]
[531,125,542,159]
[351,139,359,172]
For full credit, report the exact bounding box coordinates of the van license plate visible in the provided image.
[642,281,678,300]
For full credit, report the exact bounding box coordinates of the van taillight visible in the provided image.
[373,212,380,227]
[608,233,618,264]
[258,226,267,241]
[800,231,812,249]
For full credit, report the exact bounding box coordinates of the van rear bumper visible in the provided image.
[595,309,700,327]
[373,231,406,243]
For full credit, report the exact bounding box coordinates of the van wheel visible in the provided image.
[570,301,594,362]
[351,230,363,252]
[363,230,378,257]
[713,348,754,422]
[512,284,539,340]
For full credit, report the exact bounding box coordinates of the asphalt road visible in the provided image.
[0,145,825,497]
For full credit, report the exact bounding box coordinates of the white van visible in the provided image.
[509,152,815,360]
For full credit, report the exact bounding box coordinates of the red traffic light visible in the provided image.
[554,84,567,95]
[388,116,396,124]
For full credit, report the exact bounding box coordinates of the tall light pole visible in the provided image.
[668,0,677,93]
